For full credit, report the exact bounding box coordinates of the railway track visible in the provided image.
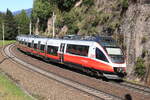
[3,44,150,100]
[3,44,123,100]
[119,81,150,95]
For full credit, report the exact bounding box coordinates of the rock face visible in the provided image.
[121,3,150,75]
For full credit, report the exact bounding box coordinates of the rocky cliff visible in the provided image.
[120,1,150,78]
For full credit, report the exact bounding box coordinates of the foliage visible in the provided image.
[141,36,147,44]
[31,0,128,36]
[63,10,79,34]
[15,10,30,35]
[4,9,17,40]
[32,0,53,31]
[82,0,94,6]
[108,20,120,31]
[0,40,16,46]
[118,0,129,8]
[141,49,148,58]
[134,57,146,77]
[51,0,79,12]
[122,0,129,8]
[119,0,129,15]
[0,13,4,40]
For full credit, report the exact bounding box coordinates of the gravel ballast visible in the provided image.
[0,47,99,100]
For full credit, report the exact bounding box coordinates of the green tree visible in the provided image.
[4,9,17,40]
[82,0,94,6]
[51,0,79,12]
[32,0,53,31]
[15,10,30,35]
[135,57,146,77]
[0,12,4,40]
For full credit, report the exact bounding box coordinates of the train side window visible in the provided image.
[22,41,24,44]
[25,42,28,46]
[96,48,108,62]
[28,43,31,47]
[40,45,45,51]
[47,46,58,56]
[21,41,23,44]
[66,44,89,57]
[82,46,89,56]
[34,44,37,49]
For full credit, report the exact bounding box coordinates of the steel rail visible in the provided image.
[118,81,150,95]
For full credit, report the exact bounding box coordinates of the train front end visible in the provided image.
[105,47,127,79]
[98,37,127,79]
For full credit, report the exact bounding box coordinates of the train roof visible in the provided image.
[17,35,119,47]
[63,35,118,47]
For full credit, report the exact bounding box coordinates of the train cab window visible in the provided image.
[34,44,37,49]
[47,46,58,56]
[40,45,45,51]
[96,48,108,62]
[66,44,89,57]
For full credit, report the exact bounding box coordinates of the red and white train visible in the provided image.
[16,35,127,79]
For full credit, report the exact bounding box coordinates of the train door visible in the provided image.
[37,41,41,54]
[59,43,65,63]
[31,40,34,54]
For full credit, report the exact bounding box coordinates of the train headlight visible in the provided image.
[114,67,127,77]
[114,67,126,73]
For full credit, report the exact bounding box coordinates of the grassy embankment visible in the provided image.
[0,40,16,46]
[0,40,33,100]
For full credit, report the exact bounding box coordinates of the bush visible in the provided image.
[122,0,129,8]
[141,36,147,44]
[119,0,129,16]
[141,49,148,58]
[51,0,79,12]
[134,57,146,77]
[82,0,94,6]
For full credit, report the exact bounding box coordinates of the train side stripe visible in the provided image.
[64,54,114,72]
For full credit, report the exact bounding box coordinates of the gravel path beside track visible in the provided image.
[0,46,100,100]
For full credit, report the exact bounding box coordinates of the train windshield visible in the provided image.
[106,48,122,55]
[106,47,124,63]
